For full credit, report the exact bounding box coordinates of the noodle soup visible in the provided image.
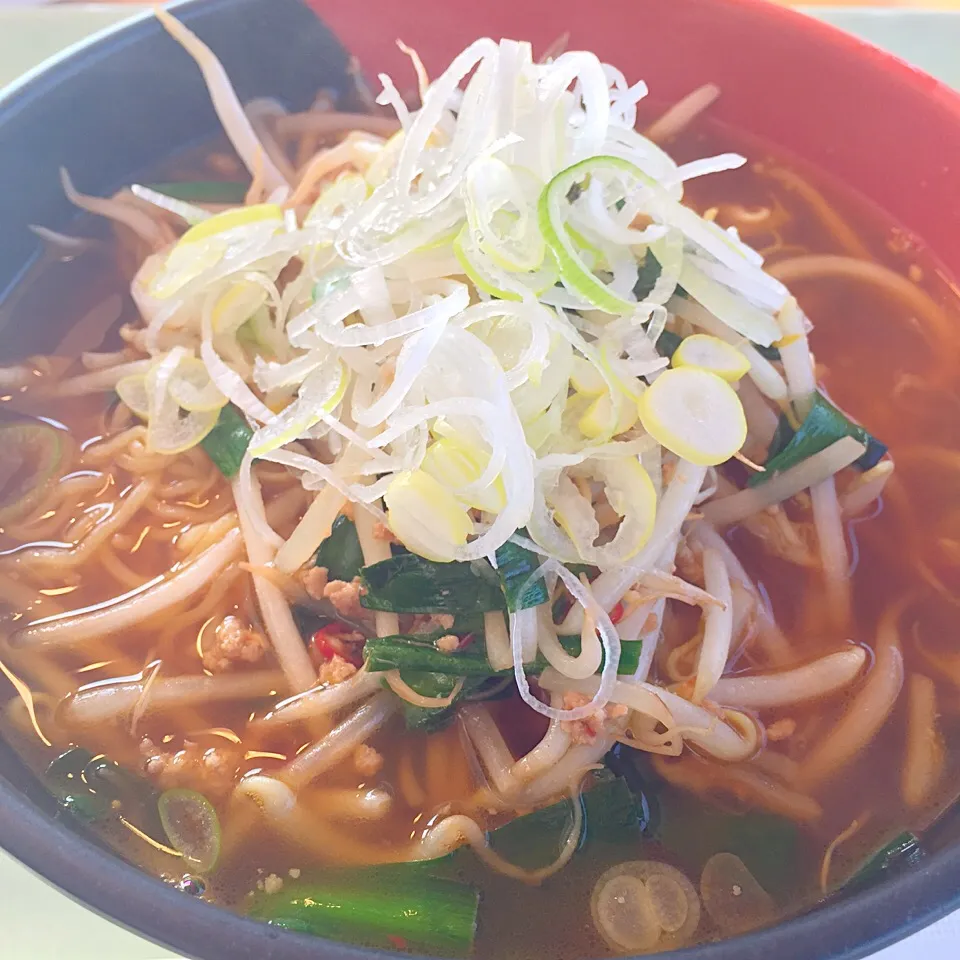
[1,14,959,958]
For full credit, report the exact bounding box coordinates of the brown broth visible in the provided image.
[671,121,960,886]
[2,120,960,959]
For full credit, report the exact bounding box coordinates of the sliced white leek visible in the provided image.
[211,280,269,336]
[672,334,750,382]
[148,240,224,300]
[306,172,369,230]
[453,225,521,301]
[116,374,150,418]
[638,367,747,466]
[148,405,219,455]
[168,355,229,412]
[453,224,558,300]
[364,129,405,187]
[571,355,607,395]
[248,360,348,458]
[421,435,506,512]
[465,158,545,272]
[109,33,836,609]
[145,355,219,456]
[538,156,660,315]
[119,356,225,439]
[385,469,473,561]
[677,260,780,347]
[178,203,284,245]
[534,456,657,567]
[578,390,638,439]
[148,203,284,300]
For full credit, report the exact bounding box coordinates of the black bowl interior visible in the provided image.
[2,1,960,959]
[0,0,350,329]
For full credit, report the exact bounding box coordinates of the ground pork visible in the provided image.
[323,577,365,619]
[301,565,329,600]
[372,522,398,543]
[560,692,629,745]
[139,738,240,797]
[354,744,384,777]
[318,653,358,686]
[409,613,455,634]
[202,616,267,673]
[766,718,797,742]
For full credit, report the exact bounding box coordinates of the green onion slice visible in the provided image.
[158,788,221,873]
[0,419,64,524]
[538,156,661,314]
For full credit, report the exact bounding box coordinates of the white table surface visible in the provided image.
[0,4,959,958]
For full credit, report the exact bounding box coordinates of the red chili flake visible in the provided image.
[458,632,476,650]
[387,935,408,950]
[610,601,625,624]
[311,625,363,667]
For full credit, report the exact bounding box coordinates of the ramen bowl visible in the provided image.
[1,1,960,959]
